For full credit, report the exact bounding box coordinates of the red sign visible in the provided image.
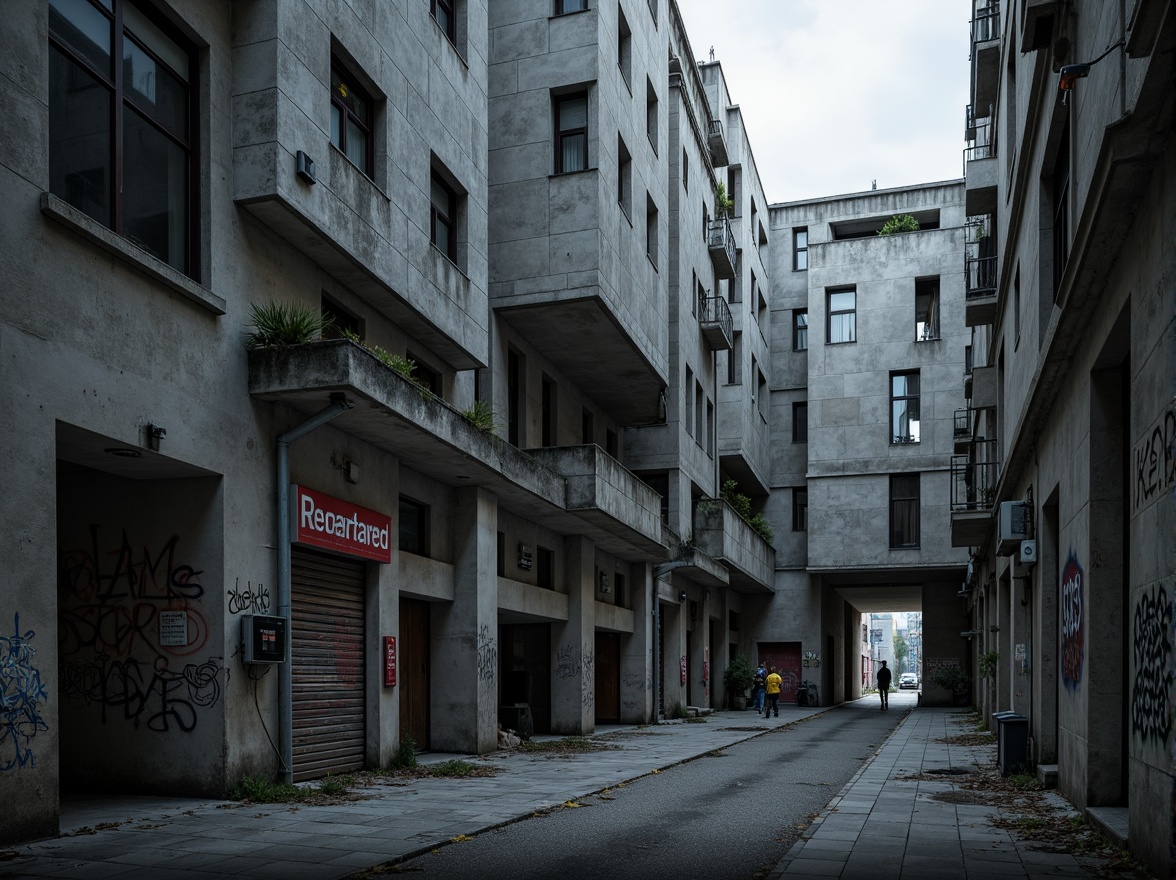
[384,636,397,687]
[292,485,392,563]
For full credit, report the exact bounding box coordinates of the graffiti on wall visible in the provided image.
[556,645,581,680]
[1060,552,1085,689]
[476,625,497,683]
[0,614,50,772]
[1133,406,1175,515]
[57,526,221,733]
[227,579,270,615]
[1131,584,1172,745]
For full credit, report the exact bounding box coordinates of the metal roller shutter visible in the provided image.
[291,547,366,781]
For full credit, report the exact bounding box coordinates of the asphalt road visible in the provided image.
[381,696,912,880]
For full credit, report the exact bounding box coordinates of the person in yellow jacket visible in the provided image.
[765,667,782,717]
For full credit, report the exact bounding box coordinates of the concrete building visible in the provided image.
[767,181,972,707]
[954,0,1174,873]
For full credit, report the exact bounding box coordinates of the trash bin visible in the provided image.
[997,713,1028,776]
[991,710,1016,767]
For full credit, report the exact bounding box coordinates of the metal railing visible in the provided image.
[966,256,998,299]
[954,408,973,439]
[964,105,994,164]
[951,438,1001,511]
[699,294,733,341]
[707,217,736,274]
[971,2,1000,44]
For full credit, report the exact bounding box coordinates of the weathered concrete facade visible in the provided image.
[955,0,1174,873]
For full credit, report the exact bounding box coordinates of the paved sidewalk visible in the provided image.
[767,707,1112,880]
[0,703,825,880]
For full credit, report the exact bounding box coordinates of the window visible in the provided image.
[330,61,373,176]
[646,0,657,25]
[915,278,940,341]
[537,546,555,589]
[432,0,456,43]
[496,531,506,577]
[645,195,658,269]
[606,428,618,458]
[889,474,920,548]
[613,572,626,606]
[1013,266,1021,348]
[617,7,632,88]
[695,381,704,443]
[792,488,808,531]
[407,352,442,395]
[682,148,689,192]
[756,369,768,421]
[555,92,588,173]
[726,332,742,384]
[684,365,694,436]
[827,288,856,344]
[793,310,808,351]
[49,0,197,276]
[617,135,632,219]
[890,370,921,444]
[581,407,594,444]
[430,170,457,261]
[555,0,586,13]
[792,402,807,442]
[541,375,556,447]
[1051,123,1071,299]
[399,498,430,555]
[321,295,363,340]
[646,78,658,153]
[706,400,714,456]
[640,472,670,523]
[508,348,523,446]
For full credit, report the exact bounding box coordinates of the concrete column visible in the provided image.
[367,558,399,768]
[687,593,709,707]
[661,579,687,715]
[921,580,970,706]
[711,588,733,709]
[619,562,654,723]
[433,486,497,754]
[551,536,594,734]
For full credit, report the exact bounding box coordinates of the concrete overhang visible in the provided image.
[494,294,666,425]
[965,291,998,326]
[964,155,998,215]
[694,503,776,594]
[972,36,1000,109]
[248,340,669,561]
[951,509,994,547]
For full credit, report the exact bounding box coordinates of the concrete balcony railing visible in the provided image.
[707,217,736,279]
[965,256,998,326]
[707,118,729,168]
[525,445,668,557]
[693,500,775,593]
[699,295,733,351]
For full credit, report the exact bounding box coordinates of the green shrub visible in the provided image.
[231,775,303,803]
[723,655,754,695]
[878,214,920,235]
[245,301,332,347]
[461,399,498,432]
[978,650,999,679]
[428,760,480,777]
[390,729,418,770]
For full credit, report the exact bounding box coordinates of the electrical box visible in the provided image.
[997,501,1031,556]
[241,615,286,664]
[1019,540,1037,565]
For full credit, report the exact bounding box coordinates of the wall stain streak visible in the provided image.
[0,614,49,772]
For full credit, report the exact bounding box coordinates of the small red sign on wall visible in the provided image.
[384,636,397,687]
[292,485,392,563]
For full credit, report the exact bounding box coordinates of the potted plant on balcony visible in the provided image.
[714,182,733,219]
[723,655,754,710]
[245,301,332,347]
[877,214,920,235]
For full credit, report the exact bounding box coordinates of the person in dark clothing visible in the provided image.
[876,660,892,710]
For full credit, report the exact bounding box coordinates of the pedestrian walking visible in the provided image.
[752,662,767,715]
[876,660,892,710]
[765,666,782,717]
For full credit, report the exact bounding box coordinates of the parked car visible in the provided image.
[899,672,919,689]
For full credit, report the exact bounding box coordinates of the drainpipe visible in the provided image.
[276,393,350,783]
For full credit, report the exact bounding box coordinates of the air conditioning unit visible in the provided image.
[997,501,1031,556]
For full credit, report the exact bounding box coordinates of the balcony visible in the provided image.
[707,217,736,279]
[707,119,729,168]
[247,340,669,560]
[970,3,1001,109]
[525,445,668,557]
[699,295,733,351]
[966,256,997,325]
[964,106,998,215]
[954,408,975,453]
[950,437,1001,546]
[693,500,775,594]
[971,365,999,411]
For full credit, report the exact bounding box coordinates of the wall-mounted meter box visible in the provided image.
[241,615,287,664]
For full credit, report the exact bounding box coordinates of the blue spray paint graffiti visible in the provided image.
[0,614,50,771]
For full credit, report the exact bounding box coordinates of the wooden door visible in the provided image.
[399,597,430,750]
[594,632,620,723]
[757,641,803,704]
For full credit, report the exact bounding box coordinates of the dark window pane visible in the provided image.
[50,0,113,77]
[345,117,367,168]
[49,46,112,228]
[123,105,188,270]
[331,68,369,125]
[123,35,188,139]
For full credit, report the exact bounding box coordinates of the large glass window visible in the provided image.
[49,0,196,276]
[330,62,373,176]
[827,288,856,344]
[889,474,920,548]
[915,278,940,341]
[555,93,588,173]
[890,371,921,444]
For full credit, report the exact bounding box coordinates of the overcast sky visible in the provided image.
[673,1,972,204]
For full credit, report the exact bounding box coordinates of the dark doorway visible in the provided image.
[399,597,430,750]
[594,632,620,723]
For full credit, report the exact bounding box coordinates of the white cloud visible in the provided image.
[674,0,971,202]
